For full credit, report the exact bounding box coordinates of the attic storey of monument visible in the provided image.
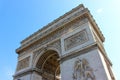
[14,4,115,80]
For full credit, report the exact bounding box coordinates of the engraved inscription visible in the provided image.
[64,30,88,51]
[17,56,30,71]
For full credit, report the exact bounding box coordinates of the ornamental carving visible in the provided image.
[20,18,88,54]
[16,56,30,71]
[20,8,87,48]
[47,40,61,54]
[65,30,88,51]
[73,58,95,80]
[32,48,44,66]
[32,40,61,66]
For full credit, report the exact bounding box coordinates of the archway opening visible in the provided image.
[36,50,61,80]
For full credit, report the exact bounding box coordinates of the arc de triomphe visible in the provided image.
[13,4,115,80]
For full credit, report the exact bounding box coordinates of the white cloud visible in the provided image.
[96,8,103,14]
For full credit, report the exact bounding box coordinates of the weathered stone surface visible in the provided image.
[14,4,115,80]
[64,29,88,51]
[16,56,30,71]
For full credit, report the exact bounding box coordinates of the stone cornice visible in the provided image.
[13,67,42,78]
[60,42,112,66]
[86,12,105,42]
[96,40,112,66]
[13,67,33,78]
[16,4,85,53]
[60,43,97,63]
[16,4,104,53]
[20,4,84,45]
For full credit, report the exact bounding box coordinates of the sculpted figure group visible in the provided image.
[73,58,96,80]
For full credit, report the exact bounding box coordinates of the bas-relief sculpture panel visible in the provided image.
[64,29,88,51]
[73,58,95,80]
[16,56,30,71]
[20,7,86,48]
[14,4,115,80]
[19,18,88,55]
[21,19,88,67]
[61,22,95,56]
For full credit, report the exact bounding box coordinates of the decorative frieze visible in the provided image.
[19,18,88,54]
[20,7,87,49]
[17,56,30,71]
[14,4,114,80]
[64,29,88,51]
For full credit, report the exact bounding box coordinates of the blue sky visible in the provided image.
[0,0,120,80]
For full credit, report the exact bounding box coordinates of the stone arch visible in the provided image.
[33,46,61,68]
[34,49,61,80]
[14,4,115,80]
[46,46,61,56]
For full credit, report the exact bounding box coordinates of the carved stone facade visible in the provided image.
[73,58,95,80]
[64,29,88,51]
[17,18,88,55]
[16,56,30,71]
[14,4,115,80]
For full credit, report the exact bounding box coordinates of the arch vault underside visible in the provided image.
[36,50,60,80]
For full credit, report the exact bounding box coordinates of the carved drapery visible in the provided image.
[16,56,30,71]
[73,58,95,80]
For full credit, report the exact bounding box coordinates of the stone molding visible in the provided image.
[14,68,33,78]
[16,4,104,53]
[61,22,96,55]
[14,67,43,78]
[32,40,61,67]
[64,29,88,51]
[16,5,85,52]
[14,4,114,80]
[60,43,97,63]
[16,56,30,71]
[14,43,97,78]
[21,4,84,45]
[17,18,88,55]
